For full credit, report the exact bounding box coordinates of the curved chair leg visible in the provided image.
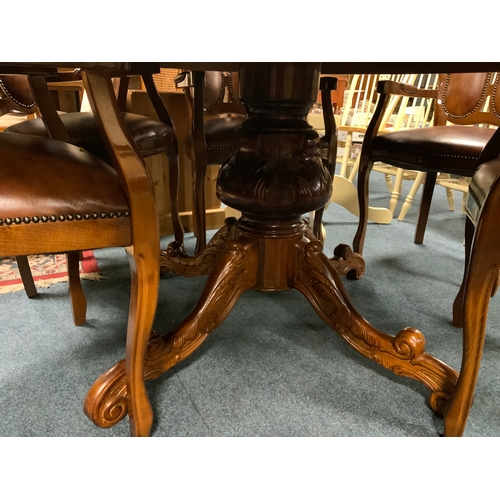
[192,152,208,255]
[125,245,159,437]
[444,256,498,437]
[67,251,87,326]
[353,158,374,255]
[414,171,437,244]
[165,142,185,249]
[16,255,37,298]
[452,216,474,328]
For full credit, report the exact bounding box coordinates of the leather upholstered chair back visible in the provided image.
[0,75,36,116]
[434,72,500,127]
[202,71,244,116]
[175,70,246,254]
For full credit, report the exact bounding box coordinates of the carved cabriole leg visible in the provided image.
[452,216,475,328]
[444,260,499,436]
[293,238,458,416]
[353,158,374,255]
[160,217,239,277]
[83,244,160,437]
[445,201,500,436]
[443,275,493,437]
[124,245,161,437]
[165,142,185,253]
[84,235,257,430]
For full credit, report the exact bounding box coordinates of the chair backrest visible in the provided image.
[202,71,244,116]
[175,70,245,118]
[339,74,438,131]
[0,75,36,116]
[434,72,500,127]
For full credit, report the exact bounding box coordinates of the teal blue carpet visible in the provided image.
[1,173,499,437]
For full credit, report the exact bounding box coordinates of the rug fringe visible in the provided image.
[0,271,105,294]
[0,283,27,294]
[81,272,105,282]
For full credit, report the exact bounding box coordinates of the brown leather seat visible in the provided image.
[200,115,246,163]
[352,72,500,255]
[5,110,175,162]
[0,133,130,247]
[370,126,495,175]
[444,153,500,436]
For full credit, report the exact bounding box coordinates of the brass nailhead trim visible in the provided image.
[0,211,130,226]
[204,72,243,111]
[0,78,36,109]
[491,73,500,119]
[442,73,492,119]
[227,73,243,107]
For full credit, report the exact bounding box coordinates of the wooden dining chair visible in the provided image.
[353,72,500,255]
[0,63,160,436]
[443,147,500,436]
[175,70,246,254]
[2,63,184,314]
[320,73,442,229]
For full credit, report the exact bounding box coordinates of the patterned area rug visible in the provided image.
[0,251,101,294]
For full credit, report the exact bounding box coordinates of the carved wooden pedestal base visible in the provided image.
[84,216,457,431]
[83,63,458,436]
[160,219,365,280]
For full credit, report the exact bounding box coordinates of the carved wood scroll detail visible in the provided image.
[85,236,257,429]
[160,217,239,277]
[329,243,365,280]
[293,240,457,415]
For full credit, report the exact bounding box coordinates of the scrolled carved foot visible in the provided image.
[83,330,169,429]
[83,358,129,428]
[330,243,365,280]
[85,239,255,431]
[294,242,458,414]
